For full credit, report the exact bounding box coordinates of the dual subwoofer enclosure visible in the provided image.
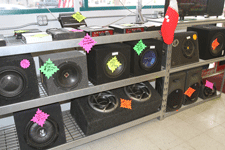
[39,51,88,96]
[187,26,225,60]
[123,39,163,76]
[162,31,199,68]
[13,103,66,149]
[70,81,162,136]
[0,54,40,106]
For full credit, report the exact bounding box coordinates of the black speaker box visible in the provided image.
[156,71,186,112]
[13,103,66,150]
[183,67,202,105]
[70,81,162,136]
[187,26,225,60]
[163,31,199,68]
[207,0,224,17]
[39,51,88,96]
[123,39,162,76]
[86,43,130,85]
[199,79,217,99]
[0,54,40,106]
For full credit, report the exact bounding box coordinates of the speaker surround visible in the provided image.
[124,39,162,76]
[187,26,225,60]
[70,81,162,135]
[86,43,130,85]
[199,79,217,99]
[39,51,88,96]
[156,71,186,112]
[183,67,202,105]
[14,103,66,150]
[0,54,40,106]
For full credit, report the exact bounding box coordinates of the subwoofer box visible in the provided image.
[86,43,130,85]
[13,103,66,150]
[123,39,162,76]
[183,67,202,105]
[187,26,225,60]
[39,51,88,96]
[70,81,162,136]
[162,31,199,68]
[199,79,217,99]
[156,71,186,112]
[0,54,40,106]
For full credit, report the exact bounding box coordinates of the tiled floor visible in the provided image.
[69,93,225,150]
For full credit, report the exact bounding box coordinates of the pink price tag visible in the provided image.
[79,33,97,53]
[20,59,30,69]
[205,80,214,90]
[71,29,84,32]
[31,108,50,127]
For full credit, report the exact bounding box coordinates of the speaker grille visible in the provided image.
[25,117,59,149]
[210,33,225,56]
[182,40,195,58]
[88,91,119,113]
[124,83,151,102]
[140,49,158,71]
[0,70,27,98]
[104,53,126,78]
[185,83,200,103]
[203,86,216,97]
[54,61,82,90]
[167,89,183,111]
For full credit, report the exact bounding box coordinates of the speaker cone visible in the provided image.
[210,33,225,56]
[140,50,158,71]
[104,53,126,78]
[203,86,216,97]
[0,69,27,98]
[124,83,151,102]
[167,89,183,110]
[185,83,200,103]
[54,61,82,89]
[25,117,59,149]
[88,91,119,113]
[182,39,195,58]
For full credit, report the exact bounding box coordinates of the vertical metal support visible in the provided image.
[219,69,225,96]
[136,0,144,23]
[74,0,80,12]
[214,62,218,74]
[160,44,172,120]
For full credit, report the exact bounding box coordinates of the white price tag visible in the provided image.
[112,52,118,56]
[150,46,155,49]
[186,36,191,39]
[222,50,224,55]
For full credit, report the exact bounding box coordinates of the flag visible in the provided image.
[161,0,179,45]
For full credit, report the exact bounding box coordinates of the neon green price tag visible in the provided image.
[14,30,29,33]
[121,24,133,27]
[107,56,122,73]
[32,34,49,38]
[71,12,86,22]
[39,58,59,79]
[133,39,147,55]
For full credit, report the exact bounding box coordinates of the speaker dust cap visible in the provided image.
[124,83,151,102]
[182,39,195,59]
[88,91,119,113]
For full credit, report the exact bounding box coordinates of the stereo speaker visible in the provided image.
[0,54,40,106]
[13,103,66,150]
[162,31,199,68]
[156,71,186,112]
[123,39,162,76]
[187,26,225,60]
[70,81,162,135]
[183,67,202,105]
[39,51,88,96]
[86,43,130,85]
[199,79,217,99]
[207,0,224,17]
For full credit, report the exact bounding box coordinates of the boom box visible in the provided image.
[123,39,162,76]
[163,31,199,68]
[183,67,202,105]
[0,54,40,106]
[87,43,130,85]
[187,26,225,60]
[70,81,162,135]
[14,103,66,149]
[156,71,186,112]
[199,79,217,100]
[39,51,88,96]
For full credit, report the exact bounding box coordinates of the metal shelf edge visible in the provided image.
[50,111,160,150]
[0,70,166,116]
[202,70,225,79]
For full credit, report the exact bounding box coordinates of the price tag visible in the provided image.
[31,108,49,127]
[133,39,147,55]
[205,80,214,90]
[20,59,30,69]
[112,52,118,56]
[79,33,97,53]
[120,98,132,109]
[184,87,196,97]
[150,46,155,49]
[71,12,86,22]
[39,58,59,79]
[107,56,122,73]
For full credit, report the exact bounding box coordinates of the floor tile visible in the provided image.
[204,125,225,146]
[175,108,199,121]
[69,144,92,150]
[168,143,195,150]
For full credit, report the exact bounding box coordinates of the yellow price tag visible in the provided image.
[71,12,86,22]
[107,56,122,73]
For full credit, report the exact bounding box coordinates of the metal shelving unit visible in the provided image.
[0,16,225,150]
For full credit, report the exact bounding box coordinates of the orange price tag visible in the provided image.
[120,98,132,109]
[184,87,196,97]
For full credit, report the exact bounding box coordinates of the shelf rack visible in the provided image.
[0,17,225,150]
